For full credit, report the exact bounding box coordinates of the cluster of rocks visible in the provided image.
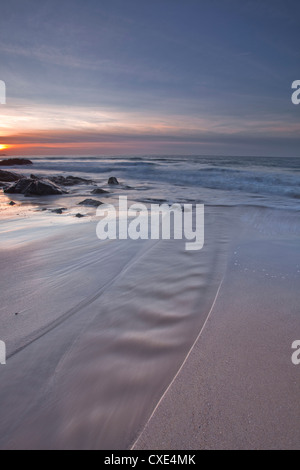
[4,177,65,197]
[1,169,122,217]
[0,169,120,195]
[0,171,65,196]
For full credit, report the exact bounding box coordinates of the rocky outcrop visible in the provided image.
[108,177,119,185]
[91,188,109,194]
[50,176,94,186]
[0,158,33,166]
[0,169,21,182]
[78,199,103,207]
[51,208,67,214]
[4,177,65,196]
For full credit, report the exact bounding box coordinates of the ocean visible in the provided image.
[15,154,300,211]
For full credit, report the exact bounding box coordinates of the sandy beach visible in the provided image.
[0,198,228,449]
[134,234,300,450]
[0,179,299,450]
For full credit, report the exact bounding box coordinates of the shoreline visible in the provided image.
[0,159,299,449]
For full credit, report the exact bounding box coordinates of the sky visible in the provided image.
[0,0,300,156]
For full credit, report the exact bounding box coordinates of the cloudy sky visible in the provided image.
[0,0,299,156]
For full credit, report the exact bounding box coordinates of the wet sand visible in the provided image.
[0,201,299,449]
[0,206,228,449]
[133,238,300,450]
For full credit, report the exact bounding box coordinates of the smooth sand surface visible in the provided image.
[0,208,228,449]
[1,205,299,450]
[133,238,300,450]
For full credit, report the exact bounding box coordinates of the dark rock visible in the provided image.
[50,176,94,186]
[91,188,109,194]
[0,158,33,166]
[0,169,21,182]
[51,208,66,214]
[26,180,65,196]
[9,201,16,206]
[5,178,32,194]
[5,177,65,196]
[75,213,85,218]
[108,177,119,185]
[78,199,103,207]
[30,174,39,180]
